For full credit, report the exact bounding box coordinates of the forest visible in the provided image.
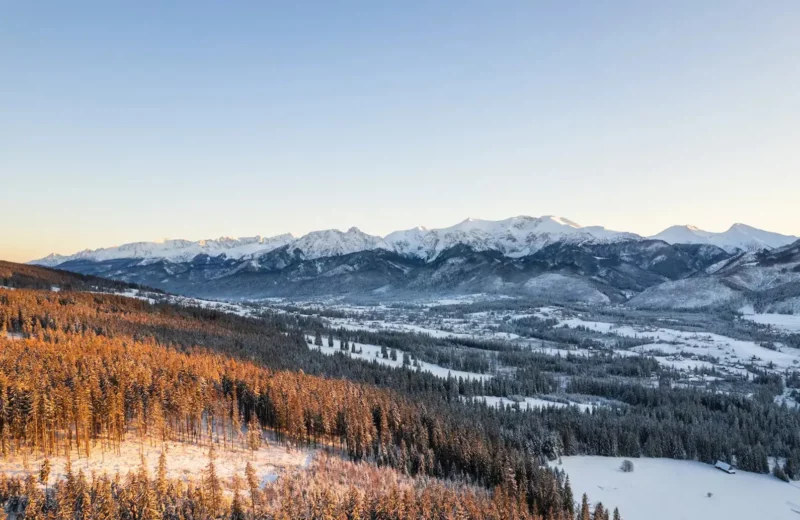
[4,260,800,518]
[0,263,591,519]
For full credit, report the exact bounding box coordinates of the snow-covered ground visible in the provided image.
[97,288,259,318]
[553,456,800,520]
[309,336,492,381]
[468,395,597,412]
[1,437,312,491]
[553,313,800,375]
[740,307,800,334]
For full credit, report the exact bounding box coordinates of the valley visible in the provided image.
[3,220,800,519]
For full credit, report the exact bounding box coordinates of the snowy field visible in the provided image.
[554,456,800,520]
[468,395,596,412]
[740,308,800,334]
[1,438,312,491]
[309,336,492,381]
[552,312,800,375]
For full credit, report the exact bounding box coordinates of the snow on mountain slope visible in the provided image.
[385,216,638,261]
[626,277,742,310]
[33,234,295,266]
[31,216,797,267]
[651,224,797,253]
[283,227,390,260]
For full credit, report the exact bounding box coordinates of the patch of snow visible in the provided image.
[470,395,596,412]
[552,456,800,520]
[309,337,491,381]
[1,437,311,492]
[740,308,800,333]
[552,311,800,374]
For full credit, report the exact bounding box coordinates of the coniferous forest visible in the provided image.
[3,260,800,518]
[0,262,594,519]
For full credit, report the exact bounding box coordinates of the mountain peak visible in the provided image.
[652,223,798,252]
[29,216,798,267]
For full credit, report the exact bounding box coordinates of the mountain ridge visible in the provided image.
[32,215,798,267]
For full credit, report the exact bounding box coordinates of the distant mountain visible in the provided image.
[46,238,731,303]
[32,215,641,267]
[34,216,796,269]
[34,234,295,267]
[628,239,800,311]
[26,216,800,306]
[650,224,798,253]
[287,227,390,260]
[385,215,638,261]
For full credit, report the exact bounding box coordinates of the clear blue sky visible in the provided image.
[2,1,799,262]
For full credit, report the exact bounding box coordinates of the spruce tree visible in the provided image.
[593,502,605,520]
[203,445,223,516]
[245,461,259,517]
[38,457,51,493]
[580,493,590,520]
[563,475,574,516]
[247,414,262,454]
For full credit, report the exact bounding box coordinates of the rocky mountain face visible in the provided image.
[30,216,799,307]
[627,240,800,311]
[51,238,733,303]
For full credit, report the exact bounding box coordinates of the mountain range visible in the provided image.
[29,216,800,309]
[33,216,798,266]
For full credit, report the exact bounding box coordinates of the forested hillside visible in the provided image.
[5,260,800,518]
[0,262,589,519]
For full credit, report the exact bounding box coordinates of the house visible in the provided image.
[714,460,736,474]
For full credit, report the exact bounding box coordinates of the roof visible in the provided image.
[714,461,734,471]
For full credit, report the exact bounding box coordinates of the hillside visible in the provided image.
[38,239,731,303]
[0,262,591,519]
[627,240,800,311]
[5,261,800,518]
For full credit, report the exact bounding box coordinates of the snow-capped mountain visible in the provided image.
[650,224,798,253]
[385,216,639,261]
[283,227,390,260]
[31,216,798,268]
[34,234,295,267]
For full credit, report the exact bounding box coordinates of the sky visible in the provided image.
[1,1,799,263]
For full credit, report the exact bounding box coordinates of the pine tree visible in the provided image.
[247,414,262,454]
[92,476,117,520]
[156,448,168,498]
[580,493,590,520]
[245,461,259,517]
[593,502,606,520]
[39,457,51,493]
[230,476,246,520]
[613,507,622,520]
[25,474,46,520]
[314,331,323,347]
[203,445,223,516]
[563,475,574,516]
